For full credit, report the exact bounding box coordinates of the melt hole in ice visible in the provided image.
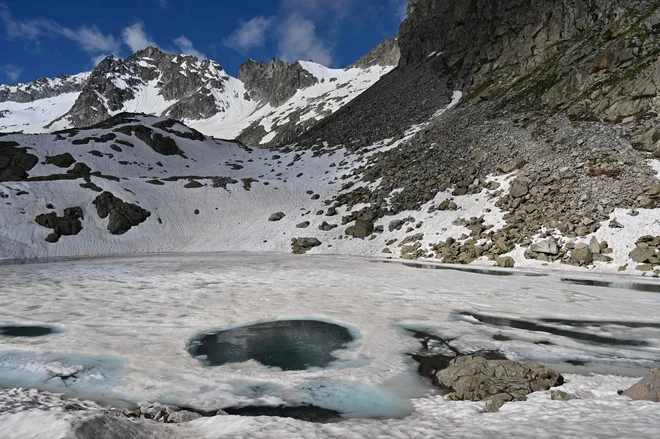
[0,326,57,337]
[188,320,355,370]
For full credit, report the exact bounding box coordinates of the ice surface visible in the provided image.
[0,253,659,437]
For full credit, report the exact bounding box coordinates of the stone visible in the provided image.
[495,256,515,268]
[509,180,529,198]
[498,159,526,174]
[346,216,374,239]
[529,238,559,255]
[166,410,203,423]
[609,219,624,229]
[630,247,657,264]
[318,221,338,231]
[550,390,578,401]
[296,221,310,228]
[269,212,286,221]
[622,369,660,402]
[588,236,601,254]
[291,237,322,254]
[435,356,563,411]
[569,247,593,266]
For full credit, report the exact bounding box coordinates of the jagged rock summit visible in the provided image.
[0,41,399,145]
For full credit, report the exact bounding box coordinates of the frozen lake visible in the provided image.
[1,253,660,438]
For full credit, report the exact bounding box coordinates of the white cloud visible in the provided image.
[277,14,332,66]
[156,0,169,8]
[2,64,23,82]
[0,4,121,56]
[59,26,121,54]
[223,16,273,52]
[122,22,158,53]
[173,35,206,60]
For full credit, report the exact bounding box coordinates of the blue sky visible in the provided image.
[0,0,407,84]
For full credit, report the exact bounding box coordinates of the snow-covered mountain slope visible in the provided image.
[0,40,398,144]
[1,111,660,277]
[0,73,89,134]
[0,72,89,103]
[193,60,395,144]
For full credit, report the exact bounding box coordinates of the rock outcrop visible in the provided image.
[0,73,89,103]
[93,192,151,235]
[239,59,318,107]
[436,355,564,412]
[351,38,401,69]
[35,207,84,243]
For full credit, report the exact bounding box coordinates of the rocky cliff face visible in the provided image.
[352,38,401,69]
[0,73,89,103]
[238,59,319,107]
[398,0,660,122]
[64,47,238,128]
[292,0,660,270]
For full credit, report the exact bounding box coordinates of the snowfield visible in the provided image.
[0,253,659,438]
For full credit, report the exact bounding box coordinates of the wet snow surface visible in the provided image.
[1,253,660,438]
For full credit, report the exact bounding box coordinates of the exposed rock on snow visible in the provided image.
[35,207,84,243]
[0,141,39,181]
[45,153,76,168]
[623,369,660,402]
[93,192,151,235]
[268,212,286,222]
[436,355,564,412]
[291,237,322,254]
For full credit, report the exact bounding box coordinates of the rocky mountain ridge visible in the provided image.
[0,42,399,144]
[0,72,89,103]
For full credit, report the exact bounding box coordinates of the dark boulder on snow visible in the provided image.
[291,237,322,254]
[345,215,374,239]
[93,191,151,235]
[269,212,286,221]
[35,207,84,243]
[45,153,76,168]
[436,355,563,412]
[0,141,39,181]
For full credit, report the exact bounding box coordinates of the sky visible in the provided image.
[0,0,407,84]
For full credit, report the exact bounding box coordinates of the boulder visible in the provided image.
[268,212,286,221]
[495,256,515,267]
[291,237,322,254]
[529,238,559,255]
[509,180,529,198]
[630,246,657,264]
[622,369,660,402]
[569,247,593,266]
[498,158,526,174]
[93,192,151,235]
[345,216,374,239]
[436,356,563,411]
